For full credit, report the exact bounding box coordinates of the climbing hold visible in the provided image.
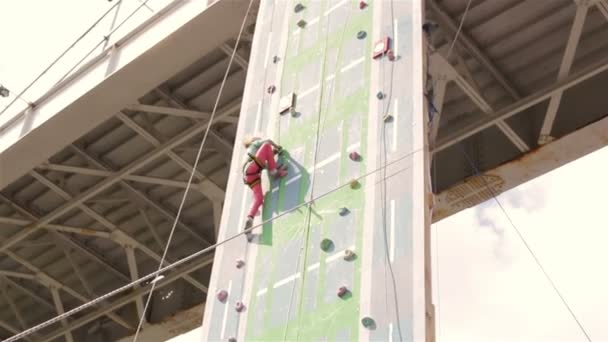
[359,1,367,10]
[344,249,355,261]
[320,238,334,252]
[236,259,245,269]
[235,301,246,313]
[337,286,348,298]
[349,179,360,189]
[294,3,305,13]
[228,337,237,342]
[297,19,307,28]
[383,114,394,123]
[272,55,280,64]
[376,91,384,100]
[339,207,350,216]
[361,316,376,329]
[388,50,396,61]
[357,31,367,40]
[349,151,361,161]
[217,290,228,303]
[267,85,276,94]
[279,93,295,114]
[373,37,391,59]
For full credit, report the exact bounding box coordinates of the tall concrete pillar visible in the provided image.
[202,0,432,341]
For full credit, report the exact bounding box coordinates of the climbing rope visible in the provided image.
[290,1,356,340]
[377,0,405,340]
[445,0,473,60]
[131,0,256,340]
[2,145,422,342]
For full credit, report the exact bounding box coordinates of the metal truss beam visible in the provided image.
[154,87,235,160]
[0,194,128,282]
[0,283,38,342]
[139,209,164,251]
[37,164,191,189]
[0,215,111,238]
[427,0,522,100]
[539,2,589,144]
[430,53,530,152]
[1,283,28,331]
[125,246,145,321]
[597,0,608,20]
[69,145,214,247]
[125,104,211,120]
[26,171,209,293]
[429,77,448,145]
[0,270,36,280]
[115,112,225,201]
[1,276,55,312]
[212,200,223,241]
[0,99,240,253]
[221,43,249,70]
[39,254,214,342]
[63,247,95,297]
[0,320,24,340]
[5,250,133,330]
[50,287,74,342]
[434,53,608,153]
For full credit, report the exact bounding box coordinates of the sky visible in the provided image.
[2,1,607,342]
[0,0,163,122]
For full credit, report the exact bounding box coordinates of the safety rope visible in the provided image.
[377,0,405,340]
[289,2,357,339]
[285,0,335,336]
[131,0,256,340]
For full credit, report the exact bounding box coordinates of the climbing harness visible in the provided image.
[242,153,264,188]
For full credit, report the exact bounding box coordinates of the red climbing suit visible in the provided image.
[242,142,279,219]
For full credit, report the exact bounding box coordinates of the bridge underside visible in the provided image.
[0,0,607,341]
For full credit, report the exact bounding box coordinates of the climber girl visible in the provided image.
[242,136,288,239]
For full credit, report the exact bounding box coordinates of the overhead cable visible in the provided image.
[131,0,256,341]
[0,1,123,116]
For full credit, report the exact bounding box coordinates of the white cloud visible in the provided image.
[434,145,608,342]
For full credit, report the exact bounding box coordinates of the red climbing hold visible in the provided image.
[349,151,361,161]
[337,286,348,298]
[235,301,246,313]
[359,1,367,10]
[388,50,396,61]
[373,37,391,59]
[217,290,228,302]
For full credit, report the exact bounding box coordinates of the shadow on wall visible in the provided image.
[255,150,311,246]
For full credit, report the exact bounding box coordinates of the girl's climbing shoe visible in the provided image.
[244,217,254,242]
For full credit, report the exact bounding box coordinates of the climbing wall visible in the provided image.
[201,0,430,341]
